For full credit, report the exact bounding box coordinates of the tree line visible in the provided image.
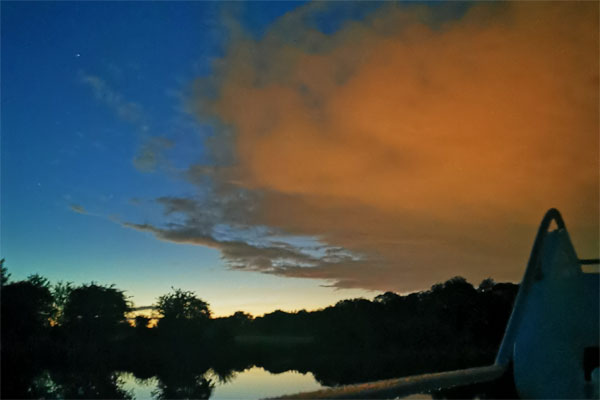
[1,259,519,399]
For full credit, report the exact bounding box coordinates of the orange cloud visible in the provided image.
[188,2,598,292]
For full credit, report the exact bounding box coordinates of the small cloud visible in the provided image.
[69,204,87,215]
[132,147,159,172]
[132,137,174,172]
[79,72,145,124]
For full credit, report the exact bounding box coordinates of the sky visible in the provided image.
[2,1,598,317]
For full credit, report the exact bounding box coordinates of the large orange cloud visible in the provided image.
[187,2,598,292]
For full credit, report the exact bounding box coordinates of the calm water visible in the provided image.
[118,366,324,400]
[117,367,435,399]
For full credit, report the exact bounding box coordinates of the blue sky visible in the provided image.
[1,1,378,315]
[2,1,597,315]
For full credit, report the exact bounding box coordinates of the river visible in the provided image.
[118,366,323,399]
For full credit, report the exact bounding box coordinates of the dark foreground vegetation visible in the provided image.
[1,259,519,399]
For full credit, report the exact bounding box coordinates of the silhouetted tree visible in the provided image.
[2,274,55,339]
[478,278,496,292]
[0,258,10,286]
[62,283,131,349]
[156,288,211,321]
[26,273,51,289]
[155,288,211,347]
[374,291,401,305]
[63,283,130,325]
[231,311,253,326]
[52,280,74,325]
[1,272,55,398]
[212,311,253,344]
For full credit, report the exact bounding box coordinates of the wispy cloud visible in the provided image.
[122,189,366,288]
[132,137,174,172]
[69,204,88,215]
[79,73,145,124]
[80,72,177,174]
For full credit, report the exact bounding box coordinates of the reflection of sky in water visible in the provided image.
[401,394,433,399]
[118,374,159,400]
[118,367,323,400]
[211,367,323,399]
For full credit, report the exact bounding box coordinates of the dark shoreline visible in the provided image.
[2,270,519,399]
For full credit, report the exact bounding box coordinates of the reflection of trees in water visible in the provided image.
[15,349,515,400]
[120,339,220,399]
[153,373,214,399]
[25,371,60,399]
[2,264,519,400]
[20,367,214,400]
[14,369,132,399]
[208,366,240,384]
[50,369,133,399]
[128,354,216,399]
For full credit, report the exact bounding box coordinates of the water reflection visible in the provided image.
[20,362,511,400]
[23,366,323,400]
[22,369,133,399]
[119,367,323,400]
[119,374,158,400]
[4,342,514,399]
[2,276,519,399]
